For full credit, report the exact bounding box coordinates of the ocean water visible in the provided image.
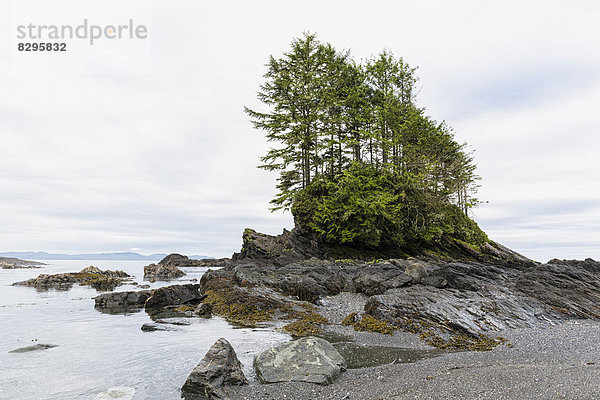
[0,260,290,400]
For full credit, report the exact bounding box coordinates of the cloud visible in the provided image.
[0,0,598,260]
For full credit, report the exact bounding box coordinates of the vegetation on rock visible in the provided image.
[246,33,486,251]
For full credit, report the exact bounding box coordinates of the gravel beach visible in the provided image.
[226,320,600,400]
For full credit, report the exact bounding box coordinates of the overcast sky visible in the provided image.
[0,0,598,261]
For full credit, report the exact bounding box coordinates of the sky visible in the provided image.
[0,0,598,261]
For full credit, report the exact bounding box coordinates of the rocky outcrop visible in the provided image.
[144,284,203,309]
[93,284,207,316]
[152,253,231,270]
[94,290,152,313]
[200,228,600,350]
[0,257,45,269]
[254,336,346,385]
[12,267,131,291]
[201,258,427,303]
[143,263,185,282]
[181,338,248,399]
[231,227,531,265]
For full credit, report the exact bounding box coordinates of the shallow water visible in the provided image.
[0,260,290,400]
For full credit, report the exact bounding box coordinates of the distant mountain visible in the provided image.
[0,251,214,261]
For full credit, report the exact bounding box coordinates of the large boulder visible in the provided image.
[94,290,152,313]
[181,338,248,399]
[254,336,346,385]
[144,284,202,309]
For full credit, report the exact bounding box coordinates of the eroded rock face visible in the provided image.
[515,261,600,319]
[144,284,202,309]
[254,337,346,385]
[181,338,247,399]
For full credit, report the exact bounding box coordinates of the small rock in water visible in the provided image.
[9,343,58,353]
[94,386,135,400]
[141,323,178,332]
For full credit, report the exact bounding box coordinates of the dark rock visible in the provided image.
[516,261,600,319]
[156,253,228,269]
[421,275,448,288]
[12,267,131,291]
[80,266,129,278]
[143,263,185,282]
[141,322,178,332]
[231,227,534,265]
[9,343,58,353]
[144,284,202,309]
[200,228,600,351]
[13,273,77,289]
[94,290,152,313]
[181,338,247,399]
[254,337,346,385]
[365,284,549,337]
[353,263,413,295]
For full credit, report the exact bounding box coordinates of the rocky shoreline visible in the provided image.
[10,228,600,399]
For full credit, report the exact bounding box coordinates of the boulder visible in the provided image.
[141,323,178,332]
[181,338,248,399]
[403,260,428,283]
[254,336,346,385]
[94,290,152,312]
[353,263,412,295]
[144,284,202,309]
[143,262,185,281]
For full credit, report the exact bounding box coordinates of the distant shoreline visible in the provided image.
[0,251,213,261]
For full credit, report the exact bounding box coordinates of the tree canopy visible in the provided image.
[246,33,485,249]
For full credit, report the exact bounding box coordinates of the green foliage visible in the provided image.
[292,162,487,249]
[247,33,486,249]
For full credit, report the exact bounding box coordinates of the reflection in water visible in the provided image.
[0,260,291,400]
